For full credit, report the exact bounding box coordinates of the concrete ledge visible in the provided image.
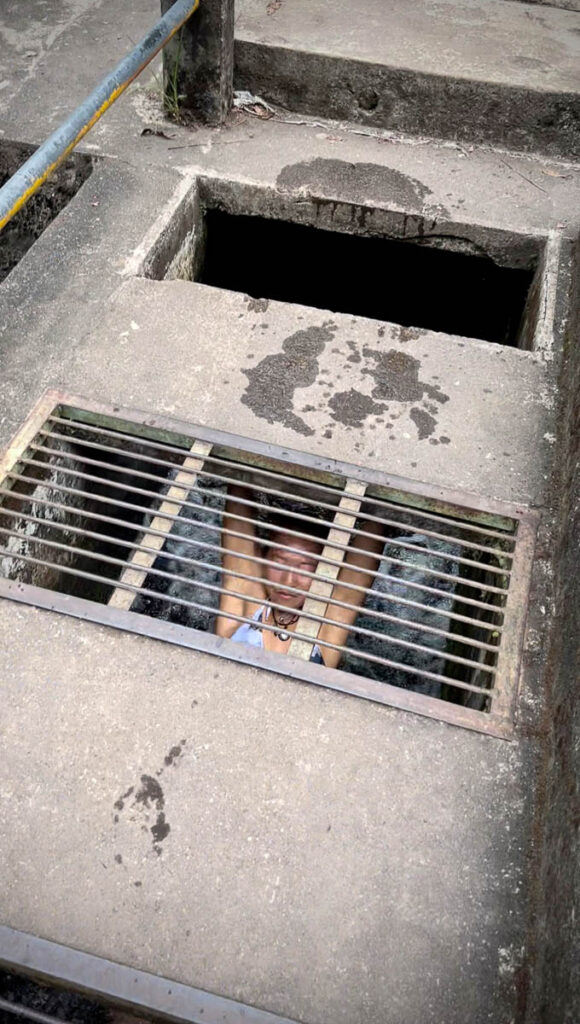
[235,0,580,158]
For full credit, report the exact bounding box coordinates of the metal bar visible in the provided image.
[36,434,515,565]
[39,429,515,554]
[203,452,517,544]
[0,493,504,627]
[13,455,512,581]
[0,529,497,676]
[0,508,501,650]
[484,509,540,724]
[52,394,523,529]
[48,415,517,543]
[0,582,511,736]
[3,473,509,599]
[289,480,365,660]
[0,545,494,694]
[0,0,200,231]
[0,925,301,1024]
[108,439,211,611]
[0,395,61,482]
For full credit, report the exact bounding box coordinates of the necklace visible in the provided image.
[271,607,299,642]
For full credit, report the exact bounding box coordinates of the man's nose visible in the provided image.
[281,568,299,589]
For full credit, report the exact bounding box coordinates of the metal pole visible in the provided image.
[0,0,200,232]
[161,0,234,125]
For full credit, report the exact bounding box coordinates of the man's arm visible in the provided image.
[215,484,261,637]
[317,515,386,669]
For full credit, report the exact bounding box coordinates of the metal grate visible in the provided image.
[0,392,538,738]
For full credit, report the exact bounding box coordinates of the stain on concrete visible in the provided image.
[245,296,269,313]
[242,324,336,436]
[113,742,188,858]
[135,774,164,811]
[399,326,421,344]
[346,340,361,363]
[362,348,449,406]
[114,785,134,812]
[410,407,437,439]
[329,388,386,427]
[151,812,170,844]
[164,740,186,767]
[277,158,432,210]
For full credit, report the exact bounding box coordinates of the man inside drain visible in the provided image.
[216,484,386,666]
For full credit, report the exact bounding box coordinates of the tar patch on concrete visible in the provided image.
[362,347,449,406]
[135,774,164,811]
[277,158,432,210]
[242,323,336,435]
[328,388,387,427]
[112,741,188,860]
[164,741,187,767]
[410,406,437,439]
[347,339,361,363]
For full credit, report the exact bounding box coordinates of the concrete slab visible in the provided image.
[236,0,580,91]
[234,0,580,156]
[42,276,556,506]
[0,0,158,123]
[0,600,533,1024]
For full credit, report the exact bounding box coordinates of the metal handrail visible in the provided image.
[0,0,200,231]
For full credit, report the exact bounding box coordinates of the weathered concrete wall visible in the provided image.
[234,0,580,159]
[235,43,580,160]
[525,238,580,1024]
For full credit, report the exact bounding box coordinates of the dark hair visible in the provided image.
[259,510,330,546]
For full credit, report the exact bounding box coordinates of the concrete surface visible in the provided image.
[235,0,580,156]
[0,1,579,1022]
[0,601,532,1024]
[236,0,580,91]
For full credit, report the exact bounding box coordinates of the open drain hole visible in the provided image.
[197,209,535,346]
[0,141,93,284]
[0,394,537,736]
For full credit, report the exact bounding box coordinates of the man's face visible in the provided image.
[263,533,320,611]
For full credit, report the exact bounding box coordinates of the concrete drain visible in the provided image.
[0,141,93,283]
[142,176,547,349]
[199,208,535,346]
[0,391,538,737]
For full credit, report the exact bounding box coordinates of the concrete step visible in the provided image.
[234,0,580,158]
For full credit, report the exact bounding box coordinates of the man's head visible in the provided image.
[262,514,326,612]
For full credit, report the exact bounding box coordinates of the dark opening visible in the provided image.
[0,968,151,1023]
[199,210,534,346]
[1,426,173,603]
[0,141,93,283]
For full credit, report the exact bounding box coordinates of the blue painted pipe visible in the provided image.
[0,0,200,231]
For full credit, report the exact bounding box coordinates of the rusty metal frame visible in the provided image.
[0,390,540,739]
